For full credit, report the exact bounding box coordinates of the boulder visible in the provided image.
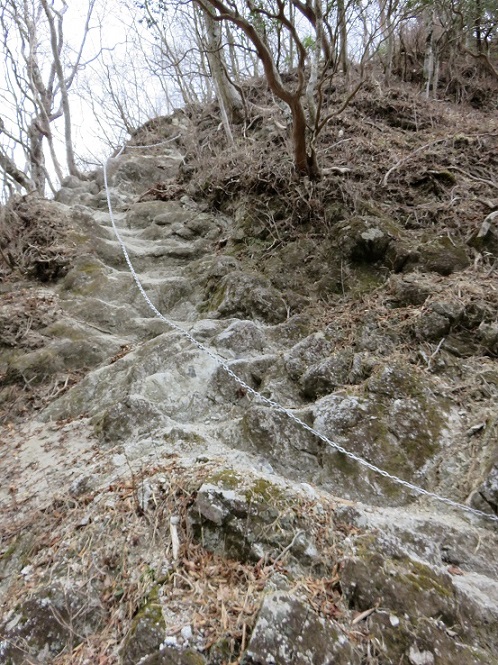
[478,322,498,355]
[311,362,449,504]
[213,320,268,358]
[340,549,498,662]
[413,310,451,341]
[416,236,470,275]
[0,584,103,664]
[241,592,361,665]
[139,649,207,665]
[387,275,432,307]
[284,333,332,382]
[336,216,398,263]
[121,587,166,665]
[470,459,498,516]
[106,152,184,193]
[189,470,324,572]
[300,350,354,398]
[468,210,498,258]
[208,272,288,324]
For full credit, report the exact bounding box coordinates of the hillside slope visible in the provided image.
[1,81,498,664]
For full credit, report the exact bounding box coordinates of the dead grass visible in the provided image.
[199,80,494,239]
[0,459,347,665]
[0,196,75,283]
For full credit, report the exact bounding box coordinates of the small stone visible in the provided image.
[300,483,319,499]
[69,474,92,498]
[77,515,91,527]
[337,216,394,263]
[180,625,193,642]
[137,480,153,511]
[259,459,274,474]
[478,322,498,353]
[209,271,287,324]
[417,236,470,275]
[301,350,353,398]
[408,644,435,665]
[413,311,450,341]
[112,454,127,467]
[284,333,331,381]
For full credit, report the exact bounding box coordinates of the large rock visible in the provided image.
[284,333,332,381]
[0,584,103,664]
[335,503,498,663]
[212,320,268,358]
[55,176,99,206]
[241,360,451,506]
[300,349,354,398]
[139,649,207,665]
[48,334,222,427]
[242,405,320,478]
[105,152,184,193]
[121,587,166,665]
[207,272,288,324]
[241,592,361,665]
[313,362,450,503]
[469,210,498,258]
[340,550,498,663]
[336,216,398,263]
[189,470,324,572]
[416,236,470,275]
[470,457,498,516]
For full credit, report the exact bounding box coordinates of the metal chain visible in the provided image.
[124,134,182,150]
[102,148,498,525]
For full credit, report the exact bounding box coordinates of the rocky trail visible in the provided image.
[1,97,498,664]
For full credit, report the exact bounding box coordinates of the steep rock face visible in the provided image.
[1,144,498,665]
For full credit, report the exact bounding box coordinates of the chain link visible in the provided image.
[124,134,182,150]
[103,148,498,525]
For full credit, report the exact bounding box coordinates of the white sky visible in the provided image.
[63,1,169,166]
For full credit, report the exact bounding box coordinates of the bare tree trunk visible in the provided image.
[0,0,95,195]
[475,0,483,54]
[202,7,243,125]
[288,1,295,69]
[337,0,348,75]
[424,10,436,98]
[306,0,323,127]
[225,24,240,84]
[40,0,81,178]
[379,0,394,83]
[194,0,322,178]
[28,120,47,193]
[0,148,36,193]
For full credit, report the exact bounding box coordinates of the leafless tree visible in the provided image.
[0,0,98,197]
[182,0,385,179]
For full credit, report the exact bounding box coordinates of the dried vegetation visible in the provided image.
[0,458,346,665]
[0,196,74,283]
[0,199,79,423]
